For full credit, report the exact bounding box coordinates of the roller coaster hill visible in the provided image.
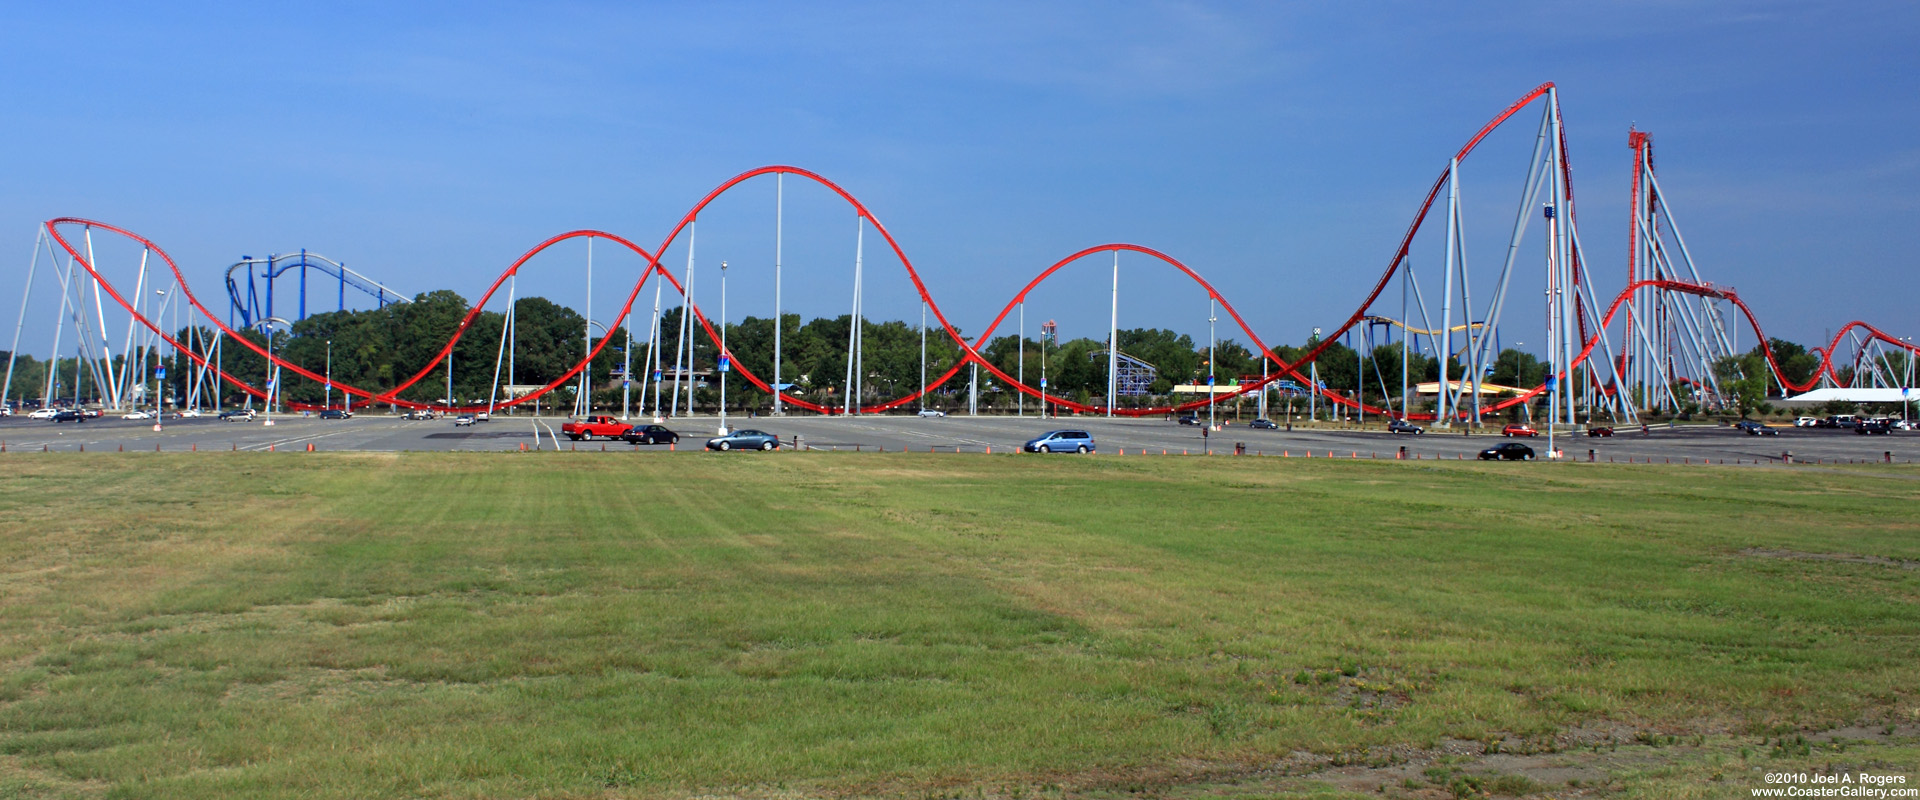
[3,82,1915,425]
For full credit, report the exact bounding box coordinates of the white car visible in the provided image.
[28,408,58,420]
[452,414,476,427]
[123,410,154,420]
[0,406,11,417]
[174,409,201,418]
[1794,416,1818,427]
[916,409,947,418]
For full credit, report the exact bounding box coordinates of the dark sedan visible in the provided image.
[1478,442,1535,461]
[1388,419,1424,435]
[620,424,681,445]
[52,410,85,423]
[707,429,781,451]
[1248,418,1278,430]
[1176,415,1202,426]
[319,409,352,420]
[1586,426,1614,437]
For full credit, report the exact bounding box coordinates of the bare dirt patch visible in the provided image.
[1743,547,1920,570]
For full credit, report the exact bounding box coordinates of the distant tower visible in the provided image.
[1041,319,1057,347]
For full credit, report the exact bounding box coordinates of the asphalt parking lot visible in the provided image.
[1,412,1912,464]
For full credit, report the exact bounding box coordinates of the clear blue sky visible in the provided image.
[2,2,1914,358]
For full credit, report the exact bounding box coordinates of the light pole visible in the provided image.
[1309,327,1321,422]
[150,289,168,430]
[262,316,289,426]
[1208,298,1217,433]
[325,339,333,410]
[719,260,729,435]
[1515,343,1530,423]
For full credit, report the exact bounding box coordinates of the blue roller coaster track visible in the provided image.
[226,250,408,333]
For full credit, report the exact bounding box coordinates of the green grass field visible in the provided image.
[1,453,1917,799]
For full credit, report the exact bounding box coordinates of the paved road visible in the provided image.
[1,413,1912,464]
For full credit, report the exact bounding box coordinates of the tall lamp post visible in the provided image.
[325,339,333,410]
[1207,298,1217,433]
[153,289,168,431]
[262,316,289,426]
[718,261,730,435]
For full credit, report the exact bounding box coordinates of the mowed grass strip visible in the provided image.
[0,453,1915,798]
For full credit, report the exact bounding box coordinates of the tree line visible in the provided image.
[0,290,1876,419]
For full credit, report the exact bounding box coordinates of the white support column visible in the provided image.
[1107,249,1119,416]
[773,173,785,415]
[1016,301,1024,417]
[1438,158,1459,426]
[3,228,44,408]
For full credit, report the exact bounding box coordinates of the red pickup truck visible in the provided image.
[561,415,633,441]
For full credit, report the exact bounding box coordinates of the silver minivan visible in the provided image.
[1023,430,1095,454]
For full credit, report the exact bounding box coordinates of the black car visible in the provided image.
[1478,442,1535,461]
[1249,418,1278,430]
[620,424,681,445]
[319,409,352,420]
[1587,426,1614,437]
[1855,420,1893,435]
[1177,415,1201,426]
[1388,419,1424,435]
[1734,420,1778,436]
[52,410,84,423]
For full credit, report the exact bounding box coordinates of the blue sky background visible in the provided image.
[1,2,1914,358]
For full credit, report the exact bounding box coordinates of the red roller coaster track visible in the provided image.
[38,83,1917,418]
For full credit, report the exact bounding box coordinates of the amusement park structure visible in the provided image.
[226,250,408,334]
[5,82,1917,433]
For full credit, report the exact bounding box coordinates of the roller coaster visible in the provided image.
[4,83,1916,426]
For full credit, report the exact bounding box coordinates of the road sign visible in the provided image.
[621,380,630,388]
[1039,378,1048,388]
[718,356,731,373]
[155,367,166,380]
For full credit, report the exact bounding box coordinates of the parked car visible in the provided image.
[219,408,256,421]
[0,406,10,417]
[561,415,632,441]
[1793,416,1819,427]
[319,409,352,420]
[452,414,477,427]
[1024,430,1095,454]
[619,424,680,445]
[1248,418,1278,430]
[1176,415,1201,426]
[1479,442,1535,461]
[1855,420,1893,435]
[28,408,58,420]
[707,429,781,451]
[916,409,946,418]
[123,410,154,420]
[1388,419,1424,435]
[1896,419,1918,431]
[1501,424,1538,438]
[1586,426,1614,437]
